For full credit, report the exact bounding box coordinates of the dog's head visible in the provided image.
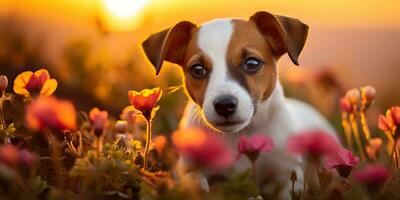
[142,11,308,133]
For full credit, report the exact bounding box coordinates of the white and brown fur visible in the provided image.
[142,11,337,199]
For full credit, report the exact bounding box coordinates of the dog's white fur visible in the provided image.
[199,19,254,133]
[177,19,337,199]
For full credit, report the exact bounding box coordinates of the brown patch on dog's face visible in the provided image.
[228,20,277,102]
[180,29,212,106]
[179,19,278,109]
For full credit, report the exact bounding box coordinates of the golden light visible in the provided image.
[101,0,149,31]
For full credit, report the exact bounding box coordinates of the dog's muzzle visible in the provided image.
[213,95,238,118]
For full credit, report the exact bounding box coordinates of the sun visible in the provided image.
[102,0,149,31]
[103,0,148,19]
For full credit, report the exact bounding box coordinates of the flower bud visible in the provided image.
[290,170,297,182]
[362,85,376,102]
[345,88,361,106]
[115,120,128,133]
[339,97,352,113]
[0,75,8,94]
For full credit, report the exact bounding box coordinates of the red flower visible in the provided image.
[325,148,359,177]
[237,134,274,162]
[0,145,19,167]
[128,88,162,120]
[354,164,390,192]
[339,97,352,113]
[89,107,108,130]
[172,128,234,169]
[26,96,77,132]
[13,69,58,97]
[286,130,340,159]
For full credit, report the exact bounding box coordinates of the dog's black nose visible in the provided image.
[213,95,238,118]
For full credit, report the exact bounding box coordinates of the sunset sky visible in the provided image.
[1,0,400,31]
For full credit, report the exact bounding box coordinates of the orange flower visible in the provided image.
[366,138,383,160]
[89,107,108,131]
[13,69,58,97]
[128,88,162,120]
[26,96,77,132]
[378,112,395,132]
[153,135,167,154]
[390,106,400,125]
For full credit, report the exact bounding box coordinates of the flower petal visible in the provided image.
[40,79,58,96]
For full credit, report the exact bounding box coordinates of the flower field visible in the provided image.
[1,1,400,199]
[0,68,399,200]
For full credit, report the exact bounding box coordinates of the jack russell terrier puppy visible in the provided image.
[142,11,337,199]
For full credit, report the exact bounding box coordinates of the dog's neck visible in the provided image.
[248,80,287,131]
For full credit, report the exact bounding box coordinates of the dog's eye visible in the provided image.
[243,57,261,73]
[189,64,207,79]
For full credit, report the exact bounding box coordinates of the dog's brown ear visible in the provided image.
[142,21,196,75]
[249,11,309,65]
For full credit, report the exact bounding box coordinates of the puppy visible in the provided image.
[142,11,337,199]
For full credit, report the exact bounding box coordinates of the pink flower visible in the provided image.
[286,130,340,159]
[89,107,108,130]
[354,164,390,193]
[26,96,77,132]
[120,106,141,124]
[324,148,359,177]
[237,134,274,162]
[89,107,108,137]
[172,128,234,169]
[19,149,35,167]
[0,145,35,168]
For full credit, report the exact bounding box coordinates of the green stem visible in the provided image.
[143,119,152,169]
[78,130,83,158]
[349,112,366,160]
[0,102,8,146]
[251,160,257,184]
[96,137,100,165]
[302,162,310,200]
[45,128,63,188]
[389,139,398,168]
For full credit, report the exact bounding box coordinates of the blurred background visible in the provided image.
[0,0,399,133]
